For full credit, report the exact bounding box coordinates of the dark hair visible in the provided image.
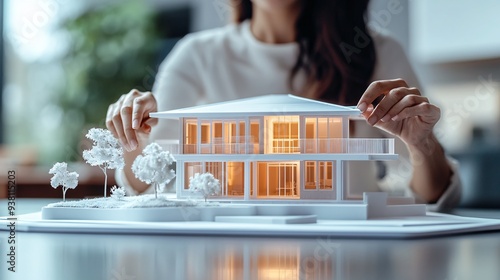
[232,0,376,105]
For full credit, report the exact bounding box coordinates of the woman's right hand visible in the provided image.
[106,89,158,152]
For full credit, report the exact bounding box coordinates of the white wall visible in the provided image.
[410,0,500,64]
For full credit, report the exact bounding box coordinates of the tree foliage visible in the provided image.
[110,185,126,200]
[132,143,176,198]
[83,128,124,169]
[189,173,221,202]
[83,128,124,197]
[49,162,79,201]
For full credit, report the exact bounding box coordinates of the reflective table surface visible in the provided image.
[1,199,499,280]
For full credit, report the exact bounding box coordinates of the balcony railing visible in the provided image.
[300,138,395,154]
[156,140,181,154]
[159,138,394,155]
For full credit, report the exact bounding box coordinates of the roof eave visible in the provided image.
[150,110,361,119]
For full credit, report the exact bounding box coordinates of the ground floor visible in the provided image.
[176,160,351,201]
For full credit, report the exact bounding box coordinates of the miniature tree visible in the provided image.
[49,162,79,201]
[82,128,124,197]
[189,172,221,203]
[110,185,126,200]
[132,142,176,199]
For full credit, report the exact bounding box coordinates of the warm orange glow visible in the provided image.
[184,162,202,189]
[257,162,299,198]
[265,115,300,154]
[213,122,222,136]
[226,162,244,195]
[306,117,343,139]
[201,123,210,144]
[208,247,335,279]
[183,119,197,154]
[256,250,300,279]
[304,161,335,192]
[257,268,300,279]
[185,121,197,142]
[226,162,234,186]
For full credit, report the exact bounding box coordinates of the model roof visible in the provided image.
[150,94,361,119]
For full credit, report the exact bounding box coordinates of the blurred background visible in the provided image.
[0,0,498,207]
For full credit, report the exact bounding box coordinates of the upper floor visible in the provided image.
[156,115,393,155]
[151,94,395,155]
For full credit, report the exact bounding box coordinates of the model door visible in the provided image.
[301,161,336,200]
[256,162,299,199]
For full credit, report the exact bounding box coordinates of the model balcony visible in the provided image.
[159,138,395,155]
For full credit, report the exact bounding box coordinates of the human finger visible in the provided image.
[139,117,158,135]
[106,103,119,138]
[106,94,125,136]
[357,78,408,113]
[111,116,127,150]
[367,87,420,125]
[131,91,157,130]
[391,102,440,124]
[111,95,130,150]
[381,94,429,123]
[120,91,142,151]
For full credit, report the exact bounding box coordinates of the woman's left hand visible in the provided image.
[356,78,440,147]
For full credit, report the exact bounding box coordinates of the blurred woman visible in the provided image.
[106,0,461,210]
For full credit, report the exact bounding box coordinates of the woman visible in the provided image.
[106,0,461,210]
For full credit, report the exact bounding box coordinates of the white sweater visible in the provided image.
[118,20,461,211]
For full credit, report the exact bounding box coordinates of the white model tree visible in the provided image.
[132,142,176,199]
[49,162,79,201]
[189,172,221,203]
[110,185,126,200]
[82,128,124,197]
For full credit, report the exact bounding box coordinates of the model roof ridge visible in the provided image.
[173,93,360,110]
[285,94,359,110]
[150,94,362,119]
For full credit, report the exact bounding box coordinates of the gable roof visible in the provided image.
[150,94,361,119]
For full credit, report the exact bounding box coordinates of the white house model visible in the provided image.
[151,94,426,219]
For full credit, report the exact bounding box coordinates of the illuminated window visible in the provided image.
[184,162,202,189]
[305,161,316,190]
[201,122,210,144]
[328,117,343,138]
[250,119,260,154]
[266,116,299,154]
[319,162,333,190]
[304,161,336,191]
[184,119,197,154]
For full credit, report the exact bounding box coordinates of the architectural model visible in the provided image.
[7,94,500,238]
[148,94,426,220]
[39,94,428,223]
